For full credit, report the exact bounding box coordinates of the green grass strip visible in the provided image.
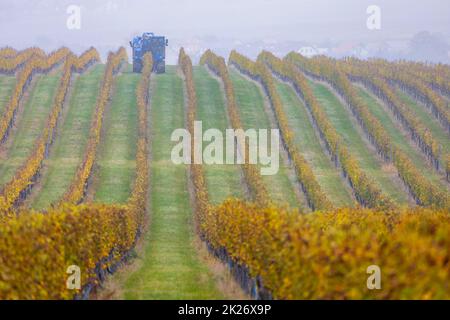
[395,88,450,161]
[230,69,304,208]
[123,66,222,299]
[31,65,105,209]
[357,86,447,189]
[93,65,140,203]
[193,66,244,205]
[0,72,61,185]
[0,75,16,115]
[308,80,409,204]
[274,79,354,207]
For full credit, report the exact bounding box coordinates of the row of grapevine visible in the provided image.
[394,60,450,99]
[259,52,395,210]
[0,51,153,299]
[0,47,46,74]
[347,58,450,135]
[286,53,449,208]
[0,203,141,299]
[0,47,71,144]
[179,48,210,229]
[0,47,17,57]
[341,59,443,172]
[193,53,449,300]
[394,67,450,134]
[340,57,450,182]
[287,54,391,158]
[394,62,450,181]
[228,50,332,211]
[203,199,450,299]
[0,48,100,215]
[200,50,270,206]
[62,48,127,204]
[127,52,152,219]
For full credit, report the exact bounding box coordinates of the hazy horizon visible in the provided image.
[1,0,449,63]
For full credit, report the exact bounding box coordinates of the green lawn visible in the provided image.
[0,75,16,115]
[123,66,223,299]
[308,80,409,204]
[394,88,450,163]
[93,65,140,203]
[0,72,61,185]
[193,66,244,205]
[357,86,447,189]
[31,65,105,209]
[230,70,305,209]
[274,79,354,207]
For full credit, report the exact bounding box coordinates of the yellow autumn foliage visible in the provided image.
[286,52,449,208]
[200,50,270,206]
[62,48,127,204]
[0,47,46,73]
[204,199,450,299]
[0,52,153,299]
[258,51,395,210]
[0,48,100,214]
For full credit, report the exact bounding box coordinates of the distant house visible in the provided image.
[297,46,328,57]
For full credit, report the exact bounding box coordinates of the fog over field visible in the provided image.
[1,0,449,63]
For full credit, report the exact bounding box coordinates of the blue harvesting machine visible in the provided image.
[130,32,168,73]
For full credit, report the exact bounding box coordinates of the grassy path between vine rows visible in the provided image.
[0,75,16,115]
[307,80,410,205]
[93,65,140,203]
[30,65,105,209]
[394,88,450,164]
[122,66,223,299]
[230,69,302,208]
[0,71,61,185]
[193,66,245,205]
[356,86,448,190]
[273,79,355,207]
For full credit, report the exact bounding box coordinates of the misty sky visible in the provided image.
[0,0,449,60]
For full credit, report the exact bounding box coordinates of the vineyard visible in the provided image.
[0,47,449,300]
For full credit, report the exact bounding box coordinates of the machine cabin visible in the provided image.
[130,32,168,73]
